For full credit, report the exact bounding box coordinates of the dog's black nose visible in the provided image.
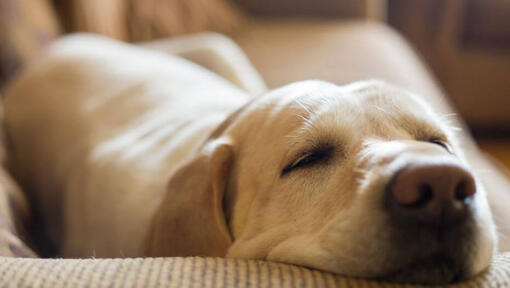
[386,161,476,226]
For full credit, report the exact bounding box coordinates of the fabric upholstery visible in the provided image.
[234,20,447,109]
[128,0,245,41]
[0,168,35,258]
[0,0,60,88]
[1,254,510,287]
[54,0,246,42]
[0,101,35,258]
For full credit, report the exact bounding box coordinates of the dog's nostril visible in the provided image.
[400,183,433,208]
[415,184,433,207]
[454,179,476,203]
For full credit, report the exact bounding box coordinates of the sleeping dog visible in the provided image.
[4,34,496,284]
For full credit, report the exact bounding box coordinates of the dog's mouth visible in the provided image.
[376,196,478,285]
[380,253,466,284]
[367,213,478,284]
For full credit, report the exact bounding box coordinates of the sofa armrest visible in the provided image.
[234,0,387,21]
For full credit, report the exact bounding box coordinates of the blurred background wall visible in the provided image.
[389,0,510,138]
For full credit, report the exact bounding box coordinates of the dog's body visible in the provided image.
[3,35,499,284]
[4,35,249,257]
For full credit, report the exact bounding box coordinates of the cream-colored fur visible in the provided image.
[3,34,497,283]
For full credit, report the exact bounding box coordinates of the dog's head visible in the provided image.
[146,80,496,284]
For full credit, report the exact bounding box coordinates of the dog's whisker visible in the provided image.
[353,168,369,175]
[449,126,462,132]
[296,114,313,127]
[438,113,461,127]
[295,99,314,115]
[439,113,458,121]
[353,168,371,187]
[356,177,368,187]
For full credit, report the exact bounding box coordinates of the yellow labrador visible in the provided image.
[4,34,497,284]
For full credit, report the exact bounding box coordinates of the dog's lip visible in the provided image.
[379,253,465,285]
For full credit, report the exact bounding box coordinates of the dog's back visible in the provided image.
[4,34,249,256]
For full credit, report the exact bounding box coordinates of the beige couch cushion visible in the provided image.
[1,254,510,287]
[234,20,448,111]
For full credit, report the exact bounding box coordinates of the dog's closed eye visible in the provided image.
[427,137,452,153]
[281,145,334,176]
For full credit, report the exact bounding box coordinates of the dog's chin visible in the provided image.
[380,254,467,285]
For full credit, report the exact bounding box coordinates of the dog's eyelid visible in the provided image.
[281,145,335,176]
[427,137,452,152]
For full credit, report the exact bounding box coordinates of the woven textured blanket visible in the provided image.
[1,253,509,287]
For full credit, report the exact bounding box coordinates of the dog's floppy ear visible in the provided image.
[145,138,234,257]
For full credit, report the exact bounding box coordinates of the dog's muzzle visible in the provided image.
[382,159,478,284]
